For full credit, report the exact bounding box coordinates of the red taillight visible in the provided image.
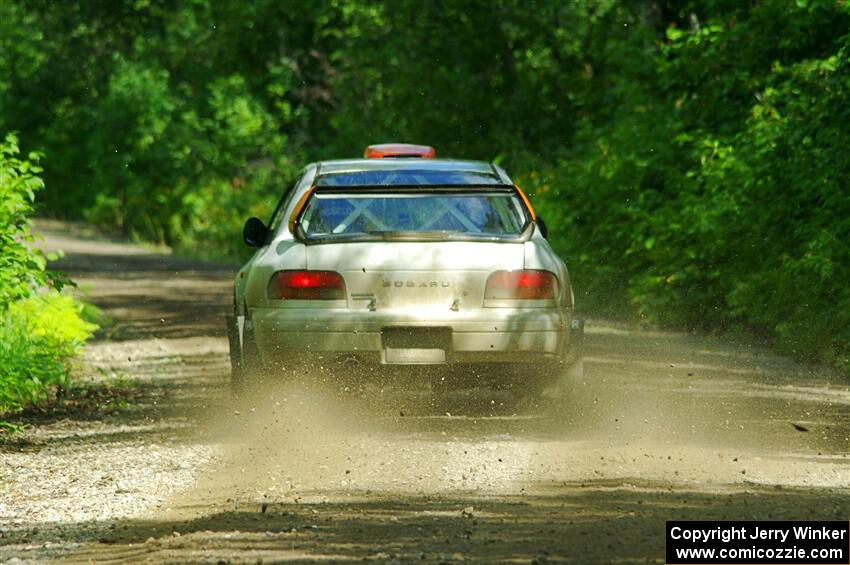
[364,143,436,159]
[485,270,558,300]
[267,271,346,300]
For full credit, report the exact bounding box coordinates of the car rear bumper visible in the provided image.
[250,306,578,366]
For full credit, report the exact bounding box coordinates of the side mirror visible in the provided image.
[535,217,549,239]
[243,217,269,248]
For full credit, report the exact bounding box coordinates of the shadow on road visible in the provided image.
[67,483,850,563]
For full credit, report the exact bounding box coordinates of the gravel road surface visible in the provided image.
[1,220,847,564]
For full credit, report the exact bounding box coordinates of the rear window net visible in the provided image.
[299,191,528,240]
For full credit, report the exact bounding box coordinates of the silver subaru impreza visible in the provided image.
[228,144,583,395]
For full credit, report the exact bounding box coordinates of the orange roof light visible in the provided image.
[364,143,436,159]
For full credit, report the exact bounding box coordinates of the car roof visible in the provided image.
[313,158,512,187]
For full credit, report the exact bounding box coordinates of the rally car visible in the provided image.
[227,144,582,394]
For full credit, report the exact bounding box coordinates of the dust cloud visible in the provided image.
[168,333,848,526]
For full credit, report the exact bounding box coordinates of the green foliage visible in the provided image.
[0,133,48,304]
[0,0,848,371]
[534,0,850,371]
[0,292,97,415]
[0,136,97,416]
[0,0,635,253]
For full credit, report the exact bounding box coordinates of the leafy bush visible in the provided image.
[0,133,49,304]
[0,293,97,414]
[0,134,97,417]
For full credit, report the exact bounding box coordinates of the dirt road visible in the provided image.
[1,221,848,564]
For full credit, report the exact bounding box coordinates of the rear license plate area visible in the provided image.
[381,327,451,365]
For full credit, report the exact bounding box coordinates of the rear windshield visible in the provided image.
[298,191,528,241]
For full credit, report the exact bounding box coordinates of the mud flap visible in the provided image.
[226,315,242,387]
[226,314,252,395]
[237,315,245,348]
